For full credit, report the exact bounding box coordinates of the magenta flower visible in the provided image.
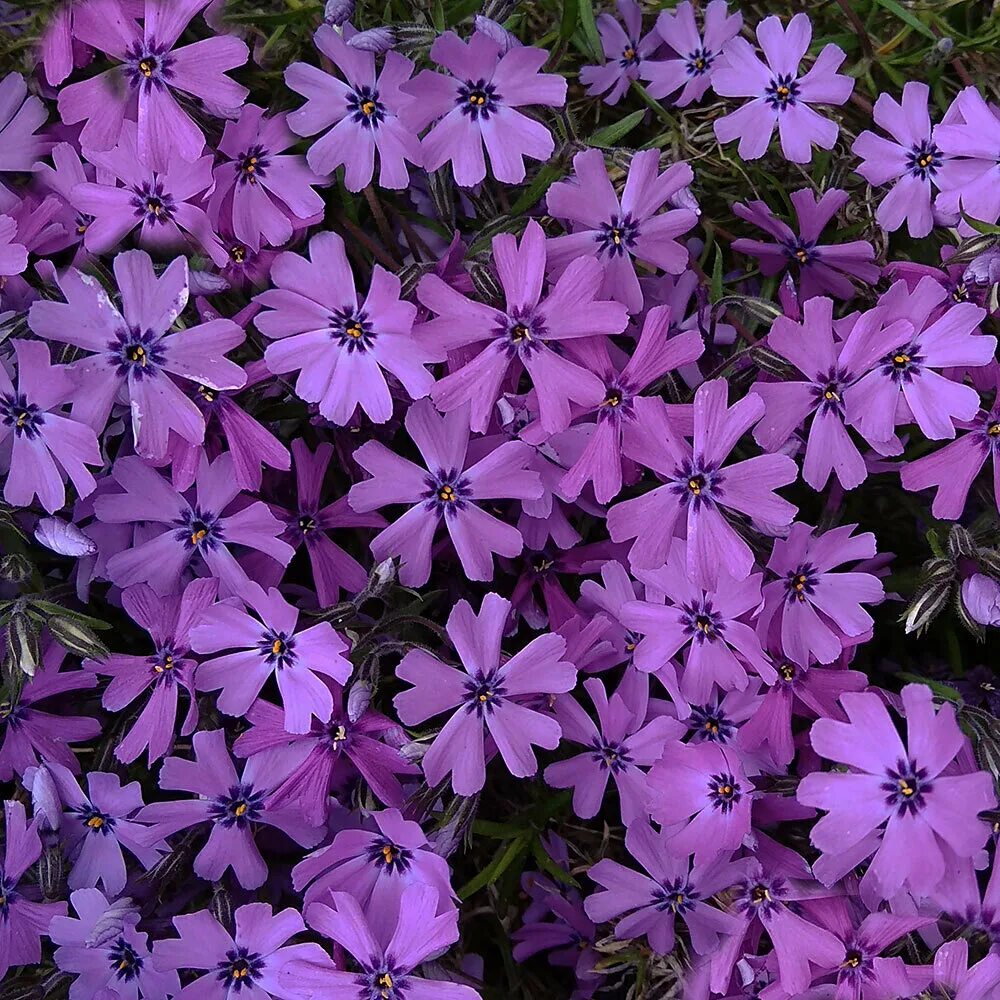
[545,148,698,313]
[756,523,884,667]
[33,761,163,896]
[961,573,1000,627]
[153,902,334,999]
[642,1,742,107]
[798,684,997,902]
[291,886,478,999]
[607,378,798,584]
[94,454,294,597]
[292,808,456,922]
[418,220,629,435]
[285,24,421,191]
[402,30,566,187]
[393,592,576,795]
[544,677,683,823]
[646,740,754,862]
[86,579,215,766]
[0,73,49,201]
[208,104,325,252]
[928,940,1000,1000]
[584,821,744,955]
[621,538,776,709]
[853,81,945,238]
[56,0,249,171]
[0,340,102,514]
[0,800,67,980]
[138,729,324,888]
[731,188,879,301]
[257,231,439,425]
[348,399,542,586]
[74,121,226,265]
[0,212,27,279]
[579,0,661,106]
[28,251,246,461]
[557,306,704,502]
[191,582,353,733]
[52,888,179,1000]
[713,13,853,163]
[844,277,993,443]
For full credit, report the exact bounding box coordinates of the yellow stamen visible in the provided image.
[272,638,284,656]
[382,845,395,864]
[190,529,207,545]
[989,423,1000,437]
[139,59,154,77]
[893,354,909,365]
[688,478,701,495]
[438,484,456,502]
[86,815,104,828]
[234,802,248,817]
[362,100,376,116]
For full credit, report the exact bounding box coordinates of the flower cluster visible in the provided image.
[1,2,1000,999]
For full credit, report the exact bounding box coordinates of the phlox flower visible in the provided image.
[579,0,660,106]
[962,573,1000,628]
[0,73,49,201]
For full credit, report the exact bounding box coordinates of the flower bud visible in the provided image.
[962,574,1000,627]
[346,27,395,53]
[324,0,355,25]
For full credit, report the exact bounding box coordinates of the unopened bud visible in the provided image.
[323,0,355,25]
[347,27,395,52]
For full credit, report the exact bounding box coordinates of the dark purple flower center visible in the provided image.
[330,307,376,353]
[764,73,799,110]
[216,946,265,991]
[209,784,266,828]
[360,965,407,1000]
[150,644,180,686]
[682,600,725,643]
[498,310,546,357]
[589,736,633,773]
[671,460,722,509]
[124,40,175,91]
[784,237,817,267]
[811,369,848,415]
[237,144,270,185]
[839,945,873,981]
[0,393,43,439]
[597,380,635,422]
[258,629,296,669]
[686,47,715,76]
[130,179,177,226]
[108,937,144,981]
[619,41,640,67]
[174,507,224,551]
[708,771,742,812]
[951,281,970,303]
[457,79,500,120]
[108,328,165,380]
[366,837,414,874]
[327,720,350,751]
[689,703,736,743]
[423,469,472,518]
[348,86,386,128]
[298,512,318,534]
[777,661,798,685]
[881,758,932,815]
[652,878,700,913]
[784,564,817,604]
[879,342,925,383]
[596,213,639,258]
[906,140,942,180]
[982,417,1000,452]
[737,876,785,917]
[75,804,116,835]
[0,873,20,919]
[463,671,506,717]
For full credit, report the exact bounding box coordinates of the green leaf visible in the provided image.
[458,834,531,899]
[871,0,937,41]
[960,211,1000,236]
[710,246,724,304]
[589,109,645,149]
[531,838,579,888]
[577,0,602,63]
[29,601,112,630]
[559,0,578,44]
[511,162,565,215]
[897,674,961,703]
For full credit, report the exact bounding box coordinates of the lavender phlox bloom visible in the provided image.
[0,73,48,201]
[579,0,661,106]
[961,573,1000,627]
[929,938,1000,1000]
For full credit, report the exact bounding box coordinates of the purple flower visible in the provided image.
[348,400,542,586]
[961,573,1000,627]
[579,0,660,106]
[584,821,744,954]
[51,888,178,1000]
[756,523,884,667]
[292,808,456,926]
[0,340,102,514]
[0,211,27,278]
[0,73,48,201]
[291,884,480,999]
[844,277,993,443]
[274,440,386,606]
[28,251,246,461]
[929,939,1000,1000]
[138,729,324,888]
[607,378,798,584]
[731,188,879,301]
[853,81,945,237]
[621,538,776,709]
[799,684,997,902]
[393,592,576,795]
[713,13,853,163]
[0,642,100,782]
[646,740,754,862]
[0,800,67,979]
[642,1,742,107]
[208,104,325,252]
[285,25,421,191]
[153,901,334,998]
[418,220,629,435]
[74,121,226,265]
[85,579,217,766]
[94,453,294,596]
[56,0,249,171]
[402,30,567,187]
[545,148,698,313]
[752,297,913,490]
[544,677,683,823]
[191,582,352,733]
[235,683,418,822]
[257,230,438,425]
